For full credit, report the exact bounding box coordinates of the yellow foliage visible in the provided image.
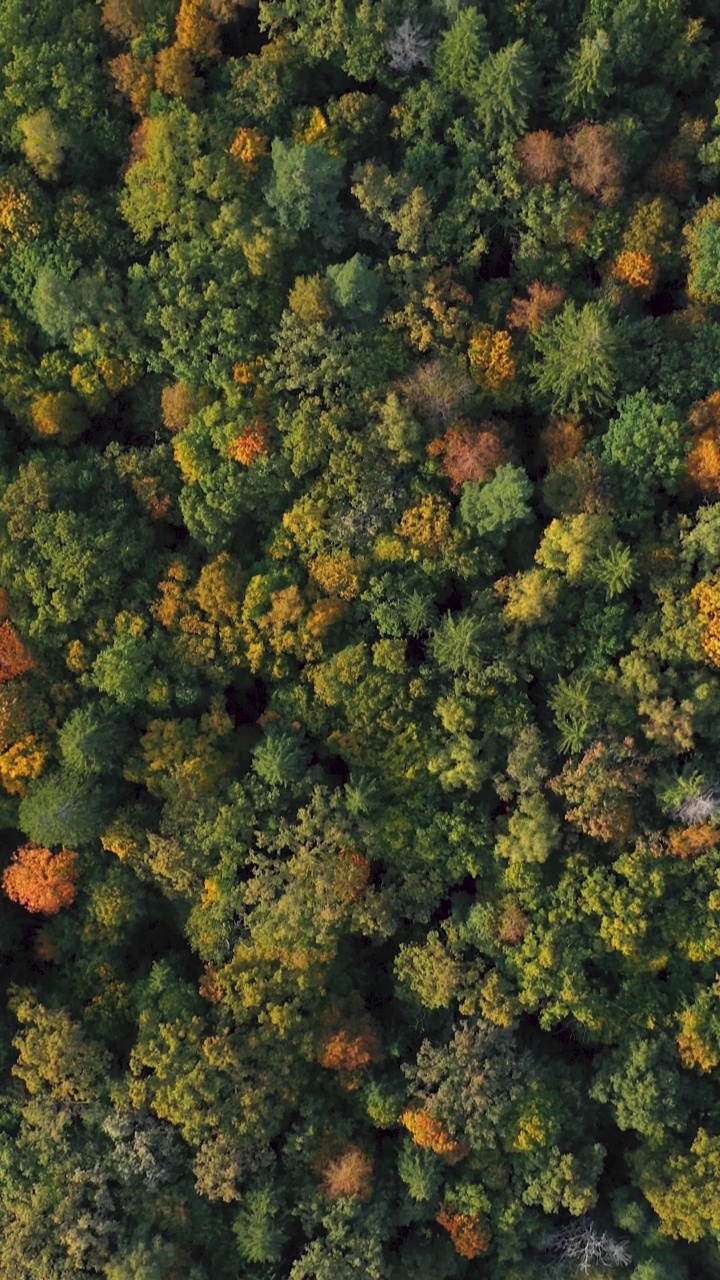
[467,326,515,392]
[0,175,40,245]
[396,495,451,558]
[229,127,269,170]
[0,733,46,796]
[691,577,720,667]
[308,551,362,600]
[496,569,558,627]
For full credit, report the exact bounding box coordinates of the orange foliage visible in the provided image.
[0,623,34,684]
[229,128,269,172]
[436,1206,492,1259]
[564,123,625,205]
[317,1005,381,1088]
[611,250,657,291]
[176,0,221,59]
[516,130,565,185]
[2,843,79,915]
[468,326,515,392]
[109,53,155,116]
[155,45,203,100]
[685,393,720,496]
[227,420,268,466]
[161,381,199,433]
[507,281,565,332]
[540,418,584,468]
[667,824,720,859]
[321,1147,373,1201]
[400,1109,468,1164]
[428,420,511,490]
[303,596,347,639]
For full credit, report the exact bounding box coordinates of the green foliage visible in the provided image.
[0,1,718,1275]
[601,390,686,501]
[459,464,533,542]
[267,139,345,234]
[532,302,620,415]
[18,767,110,849]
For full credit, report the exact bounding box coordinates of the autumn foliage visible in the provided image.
[692,578,720,668]
[436,1206,492,1259]
[611,250,657,291]
[400,1108,467,1164]
[317,1005,382,1088]
[2,843,79,915]
[321,1146,373,1201]
[161,381,200,433]
[467,326,515,392]
[227,420,269,466]
[540,417,585,469]
[507,281,565,332]
[516,131,565,185]
[428,420,511,490]
[667,824,720,859]
[0,623,34,684]
[685,393,720,496]
[564,123,625,204]
[229,128,269,172]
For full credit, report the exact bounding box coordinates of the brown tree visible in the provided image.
[161,381,200,433]
[563,123,625,204]
[516,130,565,184]
[428,420,511,490]
[507,281,565,332]
[321,1147,373,1201]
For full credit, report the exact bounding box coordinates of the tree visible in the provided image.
[433,7,488,98]
[601,390,686,501]
[429,420,511,490]
[326,255,380,323]
[18,768,110,849]
[475,41,538,141]
[559,30,613,119]
[459,463,533,543]
[564,122,625,204]
[321,1147,373,1201]
[18,109,67,180]
[266,139,344,235]
[0,623,34,684]
[531,302,619,415]
[386,19,431,73]
[542,1219,631,1274]
[516,130,566,184]
[2,843,78,914]
[404,1016,531,1150]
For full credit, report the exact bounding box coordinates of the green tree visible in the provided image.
[459,464,533,543]
[531,302,619,415]
[266,139,345,235]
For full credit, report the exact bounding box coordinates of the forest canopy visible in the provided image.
[0,0,720,1277]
